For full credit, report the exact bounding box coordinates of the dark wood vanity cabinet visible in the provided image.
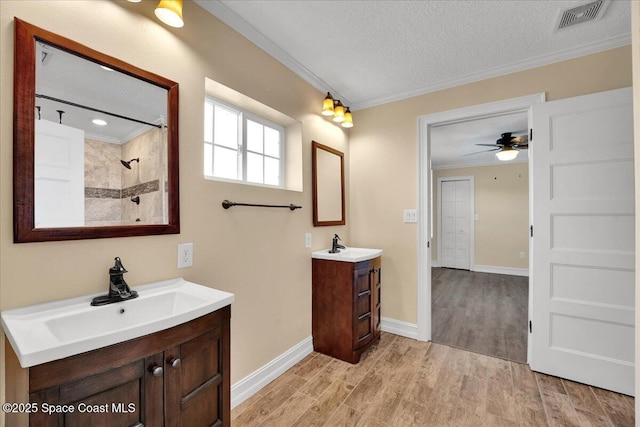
[27,306,230,427]
[312,256,381,364]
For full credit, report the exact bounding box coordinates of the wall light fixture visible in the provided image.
[321,92,354,128]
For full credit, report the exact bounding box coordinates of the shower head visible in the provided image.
[120,158,139,169]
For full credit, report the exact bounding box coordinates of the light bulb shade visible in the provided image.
[495,147,519,161]
[332,101,345,122]
[322,92,335,116]
[155,0,184,28]
[341,108,353,128]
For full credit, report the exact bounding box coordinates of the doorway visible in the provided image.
[416,93,546,364]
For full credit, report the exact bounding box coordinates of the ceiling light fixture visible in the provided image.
[155,0,184,28]
[92,118,107,126]
[321,92,354,128]
[495,146,519,161]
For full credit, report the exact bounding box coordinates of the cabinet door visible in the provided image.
[165,326,228,427]
[353,263,374,349]
[30,357,161,427]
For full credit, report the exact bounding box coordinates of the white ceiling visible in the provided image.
[196,0,631,111]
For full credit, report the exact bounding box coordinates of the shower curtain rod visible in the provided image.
[35,94,162,129]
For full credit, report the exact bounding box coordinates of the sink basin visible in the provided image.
[311,247,383,263]
[1,278,234,367]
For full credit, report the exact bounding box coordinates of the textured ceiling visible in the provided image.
[196,0,631,111]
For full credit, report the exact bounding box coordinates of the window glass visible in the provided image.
[204,97,284,187]
[214,105,239,149]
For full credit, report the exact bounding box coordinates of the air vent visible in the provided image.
[556,0,609,31]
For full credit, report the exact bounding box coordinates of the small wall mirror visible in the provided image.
[312,141,345,226]
[13,19,179,242]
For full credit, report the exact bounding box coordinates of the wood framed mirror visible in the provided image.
[312,141,345,226]
[13,18,179,242]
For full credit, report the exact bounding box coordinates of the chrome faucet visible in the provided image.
[329,234,346,253]
[91,257,139,306]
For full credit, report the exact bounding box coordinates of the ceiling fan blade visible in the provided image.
[511,135,528,145]
[461,148,500,157]
[475,143,501,147]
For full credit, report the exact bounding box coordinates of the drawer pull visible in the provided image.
[170,358,181,369]
[358,312,372,321]
[358,290,371,297]
[150,365,163,377]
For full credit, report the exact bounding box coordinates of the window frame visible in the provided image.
[204,96,285,188]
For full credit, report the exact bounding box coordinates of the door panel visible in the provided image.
[440,179,471,269]
[531,86,634,396]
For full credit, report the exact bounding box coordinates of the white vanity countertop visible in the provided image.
[311,247,383,263]
[1,278,234,368]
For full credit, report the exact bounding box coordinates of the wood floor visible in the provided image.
[432,267,529,363]
[231,334,634,426]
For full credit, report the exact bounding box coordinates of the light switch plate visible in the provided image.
[305,233,312,248]
[403,209,417,223]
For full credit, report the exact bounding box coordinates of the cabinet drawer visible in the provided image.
[356,314,373,348]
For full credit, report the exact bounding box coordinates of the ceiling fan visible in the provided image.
[465,132,528,161]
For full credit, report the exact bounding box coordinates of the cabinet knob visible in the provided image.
[169,358,181,369]
[150,365,164,377]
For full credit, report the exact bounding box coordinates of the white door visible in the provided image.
[35,119,85,227]
[440,178,471,270]
[531,87,634,396]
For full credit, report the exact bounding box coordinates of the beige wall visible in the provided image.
[0,1,349,420]
[349,46,632,324]
[432,163,529,270]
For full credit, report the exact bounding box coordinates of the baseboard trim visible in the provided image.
[381,317,418,339]
[230,336,314,409]
[474,264,529,277]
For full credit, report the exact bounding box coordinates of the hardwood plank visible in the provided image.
[232,385,299,426]
[290,380,354,427]
[592,387,635,427]
[259,391,316,427]
[535,373,581,427]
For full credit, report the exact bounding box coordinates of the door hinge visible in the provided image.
[529,320,532,333]
[427,241,430,248]
[530,225,533,237]
[529,128,533,141]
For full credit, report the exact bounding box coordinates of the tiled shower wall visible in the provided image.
[84,127,166,226]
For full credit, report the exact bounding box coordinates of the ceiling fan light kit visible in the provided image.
[496,146,519,161]
[467,131,528,162]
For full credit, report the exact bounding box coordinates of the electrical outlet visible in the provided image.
[403,209,417,223]
[178,243,193,268]
[305,233,312,248]
[519,251,526,259]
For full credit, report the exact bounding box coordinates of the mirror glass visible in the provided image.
[14,19,179,242]
[312,141,345,226]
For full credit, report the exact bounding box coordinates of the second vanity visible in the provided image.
[311,248,382,364]
[2,279,234,427]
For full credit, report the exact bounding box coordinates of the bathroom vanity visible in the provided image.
[2,279,233,426]
[311,248,382,364]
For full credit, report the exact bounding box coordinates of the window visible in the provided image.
[204,97,284,187]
